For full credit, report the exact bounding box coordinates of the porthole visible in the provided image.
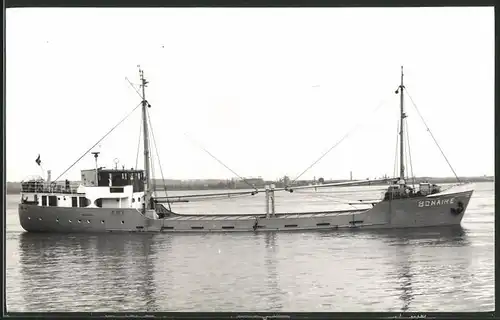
[100,220,105,224]
[132,198,135,203]
[69,219,72,223]
[27,217,31,220]
[38,217,42,221]
[56,218,59,222]
[86,220,90,223]
[121,221,125,224]
[58,197,61,200]
[78,219,82,223]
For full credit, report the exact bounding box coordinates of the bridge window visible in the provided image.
[97,172,107,186]
[110,187,124,193]
[110,172,130,187]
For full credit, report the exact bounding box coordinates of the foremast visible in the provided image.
[396,66,406,187]
[140,68,152,211]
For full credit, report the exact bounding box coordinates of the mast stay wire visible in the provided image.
[293,191,363,210]
[135,116,142,170]
[149,130,157,198]
[184,133,259,192]
[289,95,392,186]
[126,77,144,100]
[393,118,400,180]
[404,88,461,183]
[146,107,172,211]
[404,120,410,182]
[405,118,416,188]
[53,102,143,182]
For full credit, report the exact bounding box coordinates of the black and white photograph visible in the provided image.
[5,6,494,313]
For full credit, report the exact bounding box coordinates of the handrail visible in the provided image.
[20,181,82,194]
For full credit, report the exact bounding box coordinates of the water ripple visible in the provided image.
[6,182,495,312]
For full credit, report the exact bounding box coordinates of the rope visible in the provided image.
[147,108,171,211]
[53,102,142,182]
[404,89,461,183]
[290,97,390,185]
[184,133,258,191]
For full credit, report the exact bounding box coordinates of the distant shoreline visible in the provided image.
[6,176,494,194]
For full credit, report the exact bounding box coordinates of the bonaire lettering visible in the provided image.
[417,198,455,208]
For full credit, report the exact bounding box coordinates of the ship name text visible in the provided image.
[417,198,455,207]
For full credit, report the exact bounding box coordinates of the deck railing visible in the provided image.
[21,181,81,194]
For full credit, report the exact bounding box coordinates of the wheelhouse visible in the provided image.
[81,168,145,192]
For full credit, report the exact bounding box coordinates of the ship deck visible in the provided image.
[163,209,368,221]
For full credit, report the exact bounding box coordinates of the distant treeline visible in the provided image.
[6,176,494,194]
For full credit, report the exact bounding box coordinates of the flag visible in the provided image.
[35,154,41,166]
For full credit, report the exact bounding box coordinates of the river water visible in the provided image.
[5,182,494,312]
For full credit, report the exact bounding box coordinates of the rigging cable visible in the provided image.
[393,118,400,180]
[157,192,258,203]
[144,109,157,198]
[293,191,362,210]
[135,116,143,170]
[405,118,416,188]
[184,133,259,192]
[404,89,461,183]
[149,133,157,198]
[289,97,390,186]
[403,123,410,183]
[146,107,172,211]
[126,77,144,100]
[53,102,143,182]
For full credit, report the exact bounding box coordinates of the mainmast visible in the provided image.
[140,68,152,210]
[396,66,406,185]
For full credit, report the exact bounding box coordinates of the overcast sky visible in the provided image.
[6,7,494,182]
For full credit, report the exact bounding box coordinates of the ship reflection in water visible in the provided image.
[11,224,491,312]
[17,233,163,312]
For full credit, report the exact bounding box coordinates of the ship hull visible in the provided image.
[18,190,473,233]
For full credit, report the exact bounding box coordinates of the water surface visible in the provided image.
[6,182,494,312]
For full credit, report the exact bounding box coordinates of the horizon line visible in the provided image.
[6,174,494,183]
